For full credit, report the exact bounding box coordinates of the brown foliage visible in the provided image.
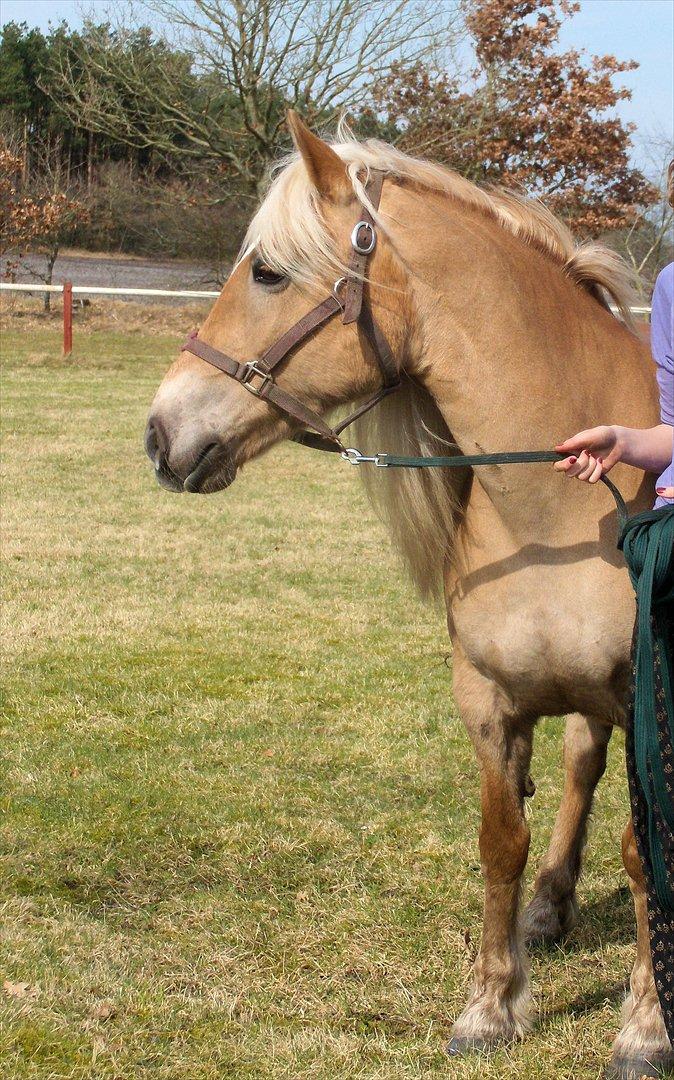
[0,142,87,268]
[367,0,656,234]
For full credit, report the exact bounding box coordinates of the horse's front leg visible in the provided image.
[449,647,535,1053]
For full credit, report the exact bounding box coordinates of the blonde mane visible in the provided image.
[244,125,636,319]
[243,128,638,599]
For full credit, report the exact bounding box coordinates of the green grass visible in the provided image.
[1,323,634,1078]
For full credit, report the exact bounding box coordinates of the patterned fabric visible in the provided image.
[626,605,674,1044]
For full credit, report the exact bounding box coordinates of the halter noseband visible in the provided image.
[181,170,399,454]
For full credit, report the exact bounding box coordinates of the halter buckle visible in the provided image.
[350,220,376,255]
[241,361,273,397]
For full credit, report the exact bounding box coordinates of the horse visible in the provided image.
[145,112,671,1078]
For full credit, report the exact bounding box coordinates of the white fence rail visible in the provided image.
[1,282,221,300]
[1,280,652,313]
[1,280,653,355]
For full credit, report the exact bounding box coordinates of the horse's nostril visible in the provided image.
[145,416,184,490]
[145,416,169,468]
[145,422,158,462]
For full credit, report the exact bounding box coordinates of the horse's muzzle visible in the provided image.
[145,418,237,494]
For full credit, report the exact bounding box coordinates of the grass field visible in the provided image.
[1,310,636,1079]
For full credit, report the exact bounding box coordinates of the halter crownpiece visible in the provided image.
[181,170,399,454]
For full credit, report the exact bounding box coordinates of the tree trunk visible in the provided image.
[44,246,59,313]
[87,130,94,194]
[22,116,29,185]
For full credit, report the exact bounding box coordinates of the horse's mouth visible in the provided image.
[183,442,237,494]
[153,456,184,492]
[151,440,237,494]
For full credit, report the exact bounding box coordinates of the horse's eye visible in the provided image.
[252,259,288,289]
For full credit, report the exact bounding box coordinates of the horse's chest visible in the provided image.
[446,555,633,718]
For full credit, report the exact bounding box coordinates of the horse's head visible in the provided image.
[145,113,408,493]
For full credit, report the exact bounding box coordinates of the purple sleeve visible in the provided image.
[651,262,674,506]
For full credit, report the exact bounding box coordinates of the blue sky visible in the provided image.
[3,0,672,173]
[559,1,673,159]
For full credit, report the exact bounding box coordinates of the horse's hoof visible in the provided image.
[602,1051,674,1078]
[522,891,577,947]
[446,1035,490,1057]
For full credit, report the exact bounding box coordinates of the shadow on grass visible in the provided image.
[570,885,635,949]
[528,886,634,960]
[542,979,628,1026]
[534,887,633,1028]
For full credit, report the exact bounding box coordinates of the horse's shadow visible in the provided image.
[544,979,628,1023]
[557,885,634,953]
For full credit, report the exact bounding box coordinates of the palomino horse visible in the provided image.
[145,113,671,1077]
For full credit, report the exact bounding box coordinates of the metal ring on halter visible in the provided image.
[350,220,376,255]
[240,361,273,397]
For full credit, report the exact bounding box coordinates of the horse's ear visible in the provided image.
[286,110,351,203]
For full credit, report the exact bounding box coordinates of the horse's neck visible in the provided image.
[395,191,658,541]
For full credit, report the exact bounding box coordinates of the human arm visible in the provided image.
[553,423,674,488]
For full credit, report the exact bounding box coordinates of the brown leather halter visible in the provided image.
[182,170,399,453]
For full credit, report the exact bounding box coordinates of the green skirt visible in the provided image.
[619,505,674,1043]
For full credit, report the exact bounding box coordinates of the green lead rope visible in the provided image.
[619,505,674,912]
[344,447,629,526]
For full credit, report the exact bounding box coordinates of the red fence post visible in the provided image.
[63,282,73,356]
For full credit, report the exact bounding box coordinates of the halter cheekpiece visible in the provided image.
[181,170,399,454]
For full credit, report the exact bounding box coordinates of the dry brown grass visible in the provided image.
[1,292,212,337]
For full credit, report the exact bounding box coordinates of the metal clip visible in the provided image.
[341,447,389,467]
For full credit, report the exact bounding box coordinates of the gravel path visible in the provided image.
[12,251,221,302]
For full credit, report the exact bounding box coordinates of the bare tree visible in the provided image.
[1,126,87,309]
[621,141,674,296]
[48,0,458,196]
[26,135,88,309]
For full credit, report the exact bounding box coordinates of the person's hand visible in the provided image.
[553,425,622,484]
